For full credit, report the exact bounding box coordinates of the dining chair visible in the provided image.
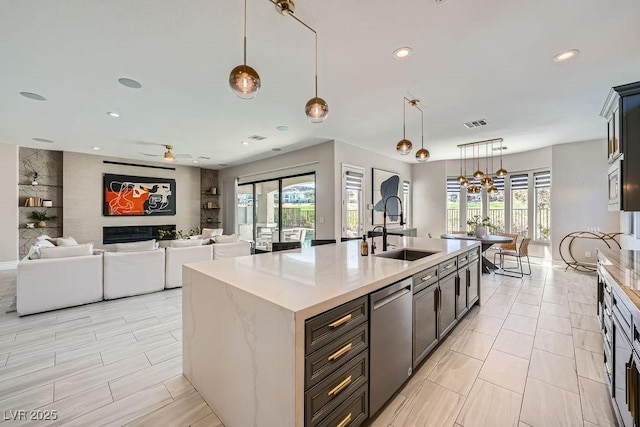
[311,239,336,246]
[494,237,532,278]
[271,241,302,252]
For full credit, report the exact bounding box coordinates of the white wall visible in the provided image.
[0,143,18,263]
[410,160,447,238]
[218,141,336,239]
[551,139,619,260]
[63,152,200,247]
[333,141,413,237]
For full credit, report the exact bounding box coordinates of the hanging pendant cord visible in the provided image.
[243,0,247,65]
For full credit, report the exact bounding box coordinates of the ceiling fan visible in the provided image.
[139,144,193,161]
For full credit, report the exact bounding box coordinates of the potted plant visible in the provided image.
[466,215,493,237]
[29,210,57,228]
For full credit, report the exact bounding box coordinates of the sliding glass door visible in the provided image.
[238,173,316,250]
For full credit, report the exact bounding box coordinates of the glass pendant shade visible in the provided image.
[488,185,498,194]
[460,178,469,188]
[229,65,261,99]
[496,167,508,177]
[396,139,413,155]
[305,97,329,123]
[473,170,485,179]
[456,175,466,184]
[415,148,430,162]
[481,176,493,187]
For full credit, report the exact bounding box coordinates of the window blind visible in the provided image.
[447,178,461,192]
[403,180,410,195]
[345,170,363,190]
[493,177,505,191]
[510,174,528,190]
[534,171,551,188]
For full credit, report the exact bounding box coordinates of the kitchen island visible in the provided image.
[182,236,481,427]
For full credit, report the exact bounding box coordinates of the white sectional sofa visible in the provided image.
[165,245,213,288]
[17,254,103,316]
[103,249,166,300]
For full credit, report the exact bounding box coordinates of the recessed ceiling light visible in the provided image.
[241,141,249,145]
[107,112,120,118]
[32,138,54,143]
[272,148,282,152]
[20,92,46,101]
[118,78,142,89]
[91,146,100,150]
[192,160,198,164]
[553,49,580,62]
[276,125,289,131]
[393,47,412,59]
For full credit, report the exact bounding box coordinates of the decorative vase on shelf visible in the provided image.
[37,220,47,228]
[475,225,486,237]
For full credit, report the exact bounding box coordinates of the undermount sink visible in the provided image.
[375,248,439,261]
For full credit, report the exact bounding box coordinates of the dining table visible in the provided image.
[440,233,515,273]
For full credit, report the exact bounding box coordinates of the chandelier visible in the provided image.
[396,98,430,161]
[457,138,507,193]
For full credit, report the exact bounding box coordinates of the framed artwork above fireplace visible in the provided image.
[103,173,176,216]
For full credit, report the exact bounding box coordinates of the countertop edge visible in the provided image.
[597,248,640,312]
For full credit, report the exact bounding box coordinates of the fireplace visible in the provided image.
[103,225,176,245]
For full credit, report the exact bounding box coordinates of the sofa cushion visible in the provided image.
[170,239,203,248]
[214,234,240,243]
[56,236,79,246]
[39,243,94,259]
[115,239,156,252]
[202,228,224,239]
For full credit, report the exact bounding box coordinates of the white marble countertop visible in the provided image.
[186,236,480,321]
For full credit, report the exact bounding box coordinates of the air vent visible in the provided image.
[492,146,507,151]
[435,0,448,4]
[463,119,488,129]
[198,156,211,160]
[248,135,267,141]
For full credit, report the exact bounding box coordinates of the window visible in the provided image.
[534,171,551,241]
[488,177,505,233]
[466,178,482,226]
[446,169,551,242]
[403,180,411,227]
[238,173,316,250]
[446,178,461,232]
[342,165,364,238]
[510,174,529,237]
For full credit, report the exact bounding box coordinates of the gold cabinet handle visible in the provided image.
[328,375,352,397]
[328,343,353,361]
[336,413,352,427]
[329,314,352,328]
[421,274,433,282]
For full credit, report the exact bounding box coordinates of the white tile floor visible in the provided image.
[0,263,617,427]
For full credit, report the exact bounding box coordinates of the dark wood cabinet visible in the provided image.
[601,81,640,211]
[438,268,458,338]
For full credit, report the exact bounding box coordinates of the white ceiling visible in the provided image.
[1,0,639,168]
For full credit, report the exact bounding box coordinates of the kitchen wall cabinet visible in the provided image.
[601,81,640,211]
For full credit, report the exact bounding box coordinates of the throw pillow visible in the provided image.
[202,228,224,239]
[56,236,79,246]
[25,239,57,260]
[39,243,94,259]
[170,239,203,248]
[214,234,240,244]
[114,240,156,252]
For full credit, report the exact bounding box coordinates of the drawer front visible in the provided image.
[306,351,368,427]
[305,296,368,355]
[317,384,368,427]
[468,248,480,262]
[457,252,469,267]
[413,266,438,293]
[306,323,369,389]
[612,288,632,338]
[438,257,457,278]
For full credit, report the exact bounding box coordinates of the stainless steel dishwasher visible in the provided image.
[369,277,413,416]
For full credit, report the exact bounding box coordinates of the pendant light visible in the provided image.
[496,139,508,177]
[413,100,430,162]
[473,143,484,179]
[488,141,499,194]
[305,31,329,123]
[467,145,479,193]
[229,0,261,99]
[396,97,413,155]
[481,144,493,187]
[456,147,466,184]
